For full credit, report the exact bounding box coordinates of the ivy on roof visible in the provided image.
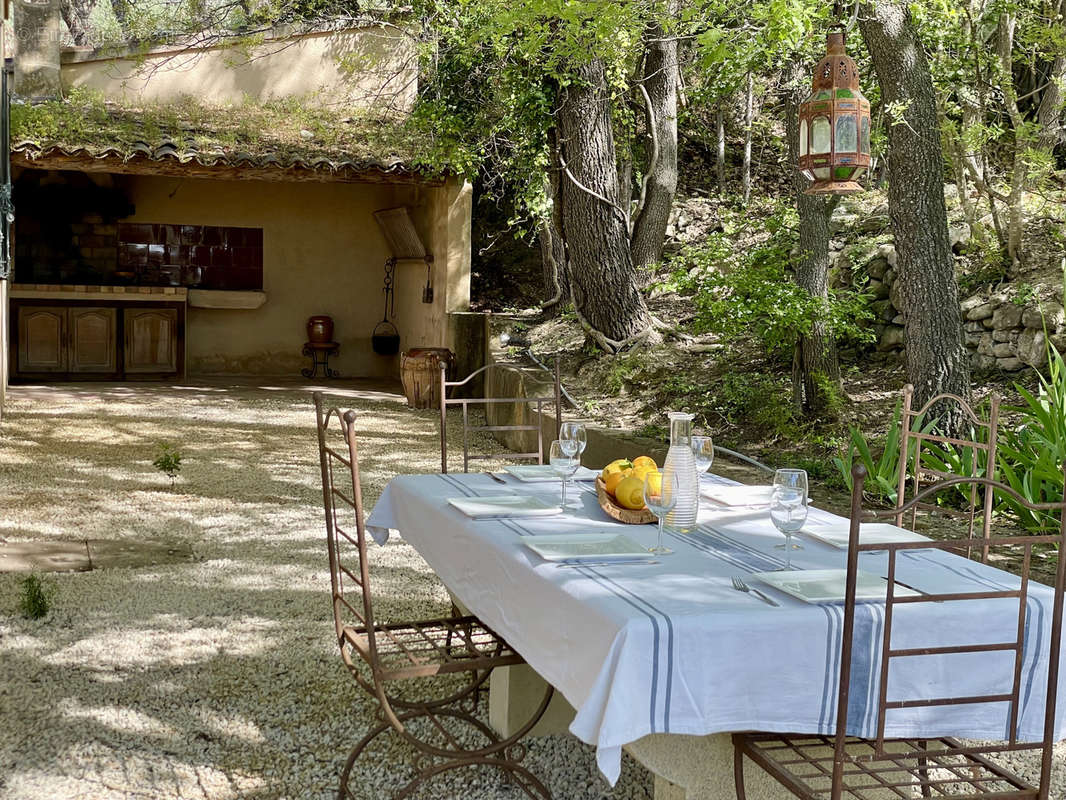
[11,89,442,176]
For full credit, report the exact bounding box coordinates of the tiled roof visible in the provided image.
[10,95,442,182]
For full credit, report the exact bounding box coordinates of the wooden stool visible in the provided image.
[301,341,339,378]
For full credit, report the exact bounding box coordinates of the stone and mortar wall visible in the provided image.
[663,194,1065,376]
[856,240,1065,373]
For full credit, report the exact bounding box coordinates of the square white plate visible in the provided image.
[448,495,562,519]
[802,522,930,550]
[702,484,774,507]
[752,569,920,604]
[504,464,599,482]
[524,533,649,561]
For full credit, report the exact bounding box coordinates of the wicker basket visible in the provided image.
[595,476,655,524]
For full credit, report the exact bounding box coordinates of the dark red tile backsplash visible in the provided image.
[117,223,263,290]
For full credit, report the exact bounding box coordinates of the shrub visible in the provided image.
[18,574,55,620]
[997,342,1066,530]
[832,400,937,504]
[153,443,183,486]
[662,204,875,360]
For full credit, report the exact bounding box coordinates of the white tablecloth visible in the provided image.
[366,471,1066,784]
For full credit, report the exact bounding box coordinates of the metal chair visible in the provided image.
[733,463,1066,800]
[896,384,1001,561]
[313,393,554,799]
[439,361,562,473]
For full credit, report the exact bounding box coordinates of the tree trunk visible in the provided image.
[556,59,652,347]
[630,13,679,272]
[785,63,842,416]
[859,1,971,422]
[1033,1,1066,154]
[60,0,98,46]
[996,13,1027,267]
[741,72,754,206]
[716,103,726,194]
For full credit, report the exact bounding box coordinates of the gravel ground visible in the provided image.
[2,380,1062,800]
[0,381,653,800]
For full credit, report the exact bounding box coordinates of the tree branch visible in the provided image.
[632,81,660,229]
[556,151,631,229]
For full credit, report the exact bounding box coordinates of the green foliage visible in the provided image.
[18,574,56,620]
[713,372,797,437]
[1012,283,1039,306]
[997,343,1066,530]
[153,443,183,485]
[832,400,936,503]
[665,204,874,359]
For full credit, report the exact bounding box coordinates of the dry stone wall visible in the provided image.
[661,194,1064,375]
[847,239,1065,374]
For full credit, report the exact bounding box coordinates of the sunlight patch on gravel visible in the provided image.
[0,382,653,800]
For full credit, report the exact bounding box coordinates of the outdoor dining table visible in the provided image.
[365,470,1066,792]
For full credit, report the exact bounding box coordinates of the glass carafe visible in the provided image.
[663,411,699,532]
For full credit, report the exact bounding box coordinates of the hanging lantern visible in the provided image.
[797,30,871,195]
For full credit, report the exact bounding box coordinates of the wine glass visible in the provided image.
[549,440,579,508]
[691,435,714,476]
[645,470,678,555]
[770,469,808,569]
[559,422,588,493]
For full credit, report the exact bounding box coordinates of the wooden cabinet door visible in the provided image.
[18,306,67,372]
[69,307,117,373]
[124,308,178,373]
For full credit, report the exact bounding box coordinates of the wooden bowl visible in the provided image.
[595,476,655,524]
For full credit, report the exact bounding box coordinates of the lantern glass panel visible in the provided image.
[860,116,870,154]
[811,117,831,154]
[835,115,857,152]
[814,167,831,180]
[799,119,808,157]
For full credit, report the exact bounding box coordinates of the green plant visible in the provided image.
[715,372,798,437]
[1013,282,1039,306]
[996,342,1066,530]
[153,443,183,486]
[18,573,56,620]
[672,206,875,360]
[832,400,936,503]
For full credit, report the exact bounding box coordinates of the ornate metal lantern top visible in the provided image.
[797,30,871,195]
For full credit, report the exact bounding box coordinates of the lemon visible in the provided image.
[631,464,656,482]
[644,470,663,497]
[601,459,634,481]
[614,475,646,510]
[632,455,657,471]
[604,469,631,496]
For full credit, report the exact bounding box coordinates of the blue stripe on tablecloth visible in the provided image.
[1020,595,1045,738]
[439,473,477,496]
[488,496,675,733]
[680,524,786,572]
[905,548,1046,737]
[820,605,841,729]
[575,563,672,733]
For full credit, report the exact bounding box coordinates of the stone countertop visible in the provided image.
[10,284,188,301]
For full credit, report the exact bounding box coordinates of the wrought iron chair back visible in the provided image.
[734,464,1066,800]
[314,392,555,799]
[439,360,562,473]
[895,384,1001,561]
[840,464,1066,797]
[314,392,380,690]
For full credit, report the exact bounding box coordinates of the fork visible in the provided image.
[731,576,780,607]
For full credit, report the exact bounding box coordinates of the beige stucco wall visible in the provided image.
[60,26,416,112]
[117,173,470,377]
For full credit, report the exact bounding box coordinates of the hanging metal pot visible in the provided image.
[371,257,400,355]
[372,319,400,355]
